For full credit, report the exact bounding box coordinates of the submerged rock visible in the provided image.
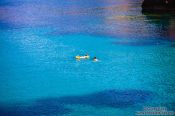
[142,0,175,13]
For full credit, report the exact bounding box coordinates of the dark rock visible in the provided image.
[142,0,175,13]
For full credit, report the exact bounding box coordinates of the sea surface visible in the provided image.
[0,0,175,116]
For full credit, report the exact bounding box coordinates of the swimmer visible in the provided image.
[93,57,98,62]
[84,54,90,59]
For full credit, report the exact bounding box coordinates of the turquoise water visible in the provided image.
[0,0,175,116]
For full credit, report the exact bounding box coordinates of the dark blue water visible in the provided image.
[0,0,175,116]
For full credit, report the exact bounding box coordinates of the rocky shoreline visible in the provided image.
[142,0,175,13]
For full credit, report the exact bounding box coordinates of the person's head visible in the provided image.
[94,57,97,59]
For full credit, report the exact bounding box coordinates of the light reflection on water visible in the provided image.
[0,0,175,39]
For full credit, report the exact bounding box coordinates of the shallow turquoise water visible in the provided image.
[0,0,175,116]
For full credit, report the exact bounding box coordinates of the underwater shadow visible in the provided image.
[0,89,154,116]
[0,103,71,116]
[37,89,154,108]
